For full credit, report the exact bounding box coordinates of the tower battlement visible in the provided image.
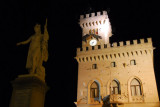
[80,11,112,45]
[76,38,153,63]
[78,38,152,52]
[80,11,109,28]
[80,11,107,19]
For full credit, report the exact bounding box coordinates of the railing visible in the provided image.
[110,95,125,104]
[131,96,144,102]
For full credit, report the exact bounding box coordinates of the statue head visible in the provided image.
[34,24,41,34]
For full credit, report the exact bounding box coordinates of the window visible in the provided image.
[130,60,136,65]
[88,29,98,35]
[130,78,142,96]
[98,45,101,49]
[111,62,116,67]
[90,81,99,98]
[89,29,91,34]
[96,28,98,34]
[92,64,97,69]
[92,46,94,50]
[110,80,120,94]
[104,44,107,48]
[92,29,95,34]
[86,47,88,51]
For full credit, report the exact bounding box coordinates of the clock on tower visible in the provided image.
[89,39,97,46]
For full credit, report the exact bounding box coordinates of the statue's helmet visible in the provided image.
[34,24,41,33]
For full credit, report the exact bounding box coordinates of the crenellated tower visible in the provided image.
[75,11,159,107]
[80,11,112,47]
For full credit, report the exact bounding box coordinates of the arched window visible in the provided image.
[92,29,95,34]
[89,29,91,34]
[90,81,99,98]
[130,78,142,96]
[96,28,98,34]
[110,80,120,94]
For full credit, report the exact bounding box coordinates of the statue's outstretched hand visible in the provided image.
[16,42,21,46]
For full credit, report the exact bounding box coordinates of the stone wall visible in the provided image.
[76,38,159,105]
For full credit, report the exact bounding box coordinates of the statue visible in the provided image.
[17,19,49,80]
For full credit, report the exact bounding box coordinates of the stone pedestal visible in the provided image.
[10,74,48,107]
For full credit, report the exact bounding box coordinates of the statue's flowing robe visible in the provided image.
[26,34,49,71]
[26,34,43,69]
[25,23,49,75]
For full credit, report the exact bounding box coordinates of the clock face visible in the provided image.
[89,39,97,46]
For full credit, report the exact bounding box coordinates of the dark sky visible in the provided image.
[0,0,160,107]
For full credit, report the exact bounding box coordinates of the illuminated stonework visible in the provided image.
[80,11,112,47]
[75,11,159,107]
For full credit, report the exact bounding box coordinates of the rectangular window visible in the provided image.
[104,44,107,48]
[96,28,98,34]
[92,46,94,50]
[86,47,88,51]
[92,64,97,69]
[111,62,116,67]
[98,45,101,49]
[131,60,136,65]
[89,29,91,34]
[92,29,95,34]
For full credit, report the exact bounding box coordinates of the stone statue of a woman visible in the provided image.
[17,19,49,80]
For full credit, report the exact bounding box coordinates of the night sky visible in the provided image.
[1,0,160,107]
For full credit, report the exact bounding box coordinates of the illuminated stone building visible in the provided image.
[75,11,159,107]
